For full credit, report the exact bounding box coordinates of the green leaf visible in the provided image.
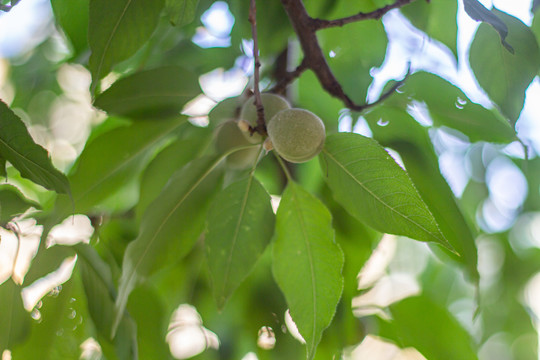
[206,175,275,309]
[297,72,343,132]
[136,127,211,220]
[23,245,76,286]
[88,0,165,82]
[469,9,540,123]
[172,41,239,75]
[463,0,513,52]
[166,0,199,26]
[93,66,200,119]
[114,155,223,334]
[10,277,91,360]
[532,12,540,57]
[365,107,479,281]
[50,119,185,225]
[0,156,6,178]
[228,0,292,56]
[51,0,89,58]
[379,295,478,360]
[0,99,70,194]
[127,286,170,359]
[0,279,30,353]
[76,243,137,360]
[320,133,450,249]
[272,181,344,360]
[0,184,40,224]
[401,0,458,58]
[319,20,387,103]
[401,72,516,143]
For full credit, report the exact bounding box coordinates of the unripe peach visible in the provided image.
[240,93,291,144]
[266,108,325,163]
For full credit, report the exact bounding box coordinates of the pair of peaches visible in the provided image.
[215,93,326,169]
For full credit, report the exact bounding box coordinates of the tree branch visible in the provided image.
[279,0,407,112]
[270,57,309,95]
[311,0,416,30]
[279,0,351,103]
[249,0,266,135]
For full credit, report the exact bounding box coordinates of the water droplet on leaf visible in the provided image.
[31,308,42,322]
[455,97,467,109]
[377,118,389,126]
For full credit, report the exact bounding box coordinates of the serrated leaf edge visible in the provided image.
[322,145,452,251]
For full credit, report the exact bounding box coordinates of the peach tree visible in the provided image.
[1,0,540,359]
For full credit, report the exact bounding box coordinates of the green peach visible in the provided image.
[240,93,291,144]
[266,108,325,163]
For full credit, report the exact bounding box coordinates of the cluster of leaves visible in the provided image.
[1,0,540,359]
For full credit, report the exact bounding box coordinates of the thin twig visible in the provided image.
[270,58,309,94]
[248,0,266,135]
[353,65,412,112]
[311,0,416,30]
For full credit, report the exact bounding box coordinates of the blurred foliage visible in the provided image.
[0,0,539,359]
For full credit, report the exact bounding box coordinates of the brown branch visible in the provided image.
[311,0,416,30]
[249,0,266,135]
[363,66,411,110]
[270,58,309,95]
[280,0,350,102]
[279,0,409,112]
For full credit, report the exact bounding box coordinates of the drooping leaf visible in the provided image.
[93,66,200,119]
[463,0,513,52]
[401,0,458,58]
[51,0,89,58]
[320,133,451,250]
[166,0,199,26]
[50,119,185,226]
[136,127,211,220]
[400,72,516,143]
[0,279,30,353]
[88,0,165,82]
[76,243,137,360]
[272,181,344,360]
[378,295,478,360]
[206,175,275,309]
[0,99,70,194]
[365,106,479,281]
[0,184,40,224]
[469,9,540,123]
[114,155,223,334]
